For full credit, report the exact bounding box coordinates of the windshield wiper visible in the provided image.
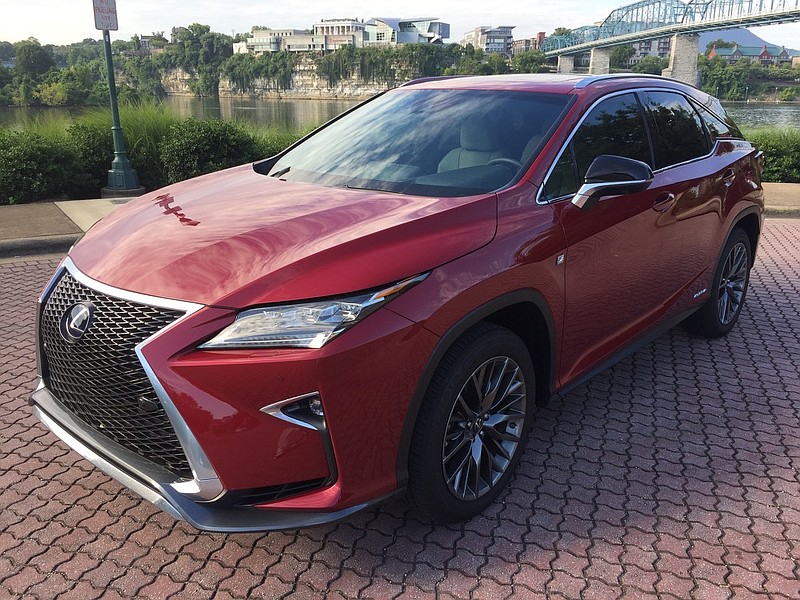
[271,166,291,178]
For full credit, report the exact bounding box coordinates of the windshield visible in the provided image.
[264,88,571,198]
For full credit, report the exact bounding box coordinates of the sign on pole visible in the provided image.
[93,0,118,31]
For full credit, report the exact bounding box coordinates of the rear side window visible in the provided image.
[571,93,652,179]
[692,102,737,142]
[639,91,710,169]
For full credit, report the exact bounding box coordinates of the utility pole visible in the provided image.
[93,0,145,198]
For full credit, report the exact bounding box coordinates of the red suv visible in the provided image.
[32,74,764,531]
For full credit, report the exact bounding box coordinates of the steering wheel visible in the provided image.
[488,158,523,170]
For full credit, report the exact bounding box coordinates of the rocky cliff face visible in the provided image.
[161,56,392,99]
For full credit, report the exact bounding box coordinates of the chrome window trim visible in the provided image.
[535,87,722,206]
[50,258,223,502]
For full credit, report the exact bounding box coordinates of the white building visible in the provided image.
[364,18,450,45]
[233,18,450,55]
[462,26,515,56]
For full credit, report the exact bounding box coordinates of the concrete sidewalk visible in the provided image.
[0,182,798,258]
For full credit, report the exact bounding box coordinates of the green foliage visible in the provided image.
[222,51,295,92]
[632,56,668,74]
[705,39,736,55]
[154,23,232,95]
[510,50,548,74]
[610,45,636,68]
[552,28,572,37]
[316,43,471,86]
[14,40,55,77]
[698,55,800,100]
[779,87,797,101]
[0,41,14,62]
[0,130,86,205]
[745,128,800,183]
[159,118,262,183]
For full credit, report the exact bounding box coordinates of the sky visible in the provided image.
[0,0,798,49]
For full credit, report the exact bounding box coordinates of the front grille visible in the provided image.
[40,270,192,478]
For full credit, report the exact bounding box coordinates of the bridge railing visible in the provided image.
[539,0,800,54]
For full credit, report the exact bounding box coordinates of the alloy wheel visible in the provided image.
[442,356,527,501]
[718,241,748,325]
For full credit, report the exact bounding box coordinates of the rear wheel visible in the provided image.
[685,228,751,338]
[408,323,535,523]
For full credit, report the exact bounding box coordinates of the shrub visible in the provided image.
[0,131,87,204]
[159,118,262,183]
[67,121,113,197]
[744,128,800,183]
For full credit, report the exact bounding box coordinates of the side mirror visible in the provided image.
[571,155,654,211]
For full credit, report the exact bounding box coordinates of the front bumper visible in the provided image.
[31,383,372,531]
[31,259,439,531]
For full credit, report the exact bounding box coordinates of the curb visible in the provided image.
[0,234,79,258]
[765,208,800,219]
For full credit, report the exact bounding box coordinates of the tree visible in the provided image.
[632,56,668,74]
[511,50,547,73]
[552,28,572,37]
[705,39,735,55]
[610,45,635,68]
[486,53,510,75]
[0,41,14,62]
[14,40,54,77]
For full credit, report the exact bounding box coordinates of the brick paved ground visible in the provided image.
[1,219,799,599]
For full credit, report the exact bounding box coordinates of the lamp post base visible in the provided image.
[101,186,146,199]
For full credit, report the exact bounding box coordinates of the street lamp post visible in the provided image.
[93,0,144,198]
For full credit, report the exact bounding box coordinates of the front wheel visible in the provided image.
[408,323,535,523]
[685,228,752,338]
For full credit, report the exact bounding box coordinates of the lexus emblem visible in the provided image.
[59,303,95,343]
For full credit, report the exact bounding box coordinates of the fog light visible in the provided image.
[308,395,324,417]
[261,392,326,431]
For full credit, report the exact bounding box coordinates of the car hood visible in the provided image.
[69,165,498,307]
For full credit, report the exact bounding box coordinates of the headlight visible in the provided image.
[200,273,428,349]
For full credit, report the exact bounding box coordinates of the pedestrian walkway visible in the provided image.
[0,183,798,258]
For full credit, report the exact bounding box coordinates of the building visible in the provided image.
[511,32,546,56]
[461,26,515,56]
[233,28,315,55]
[630,37,672,64]
[233,18,450,55]
[364,18,450,45]
[708,44,793,66]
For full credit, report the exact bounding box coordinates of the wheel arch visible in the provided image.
[395,289,557,487]
[730,207,762,268]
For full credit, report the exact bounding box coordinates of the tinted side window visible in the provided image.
[571,93,652,179]
[640,91,710,169]
[692,101,735,142]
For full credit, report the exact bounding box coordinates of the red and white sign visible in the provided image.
[93,0,118,31]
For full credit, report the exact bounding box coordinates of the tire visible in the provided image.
[407,323,535,523]
[684,227,751,338]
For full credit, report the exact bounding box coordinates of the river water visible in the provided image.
[163,97,800,131]
[1,96,798,131]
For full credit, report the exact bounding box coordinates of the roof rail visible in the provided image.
[399,75,469,87]
[574,73,674,89]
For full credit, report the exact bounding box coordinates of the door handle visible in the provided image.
[652,192,675,213]
[722,168,736,187]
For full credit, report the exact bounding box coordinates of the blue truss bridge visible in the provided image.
[541,0,800,55]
